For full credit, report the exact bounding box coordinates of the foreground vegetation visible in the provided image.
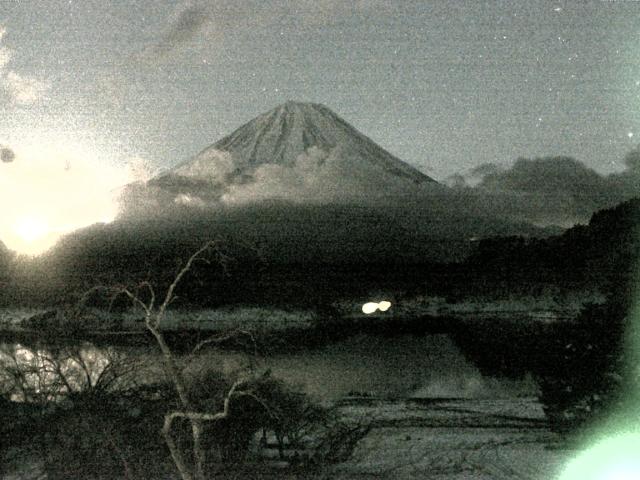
[0,352,373,479]
[1,292,633,478]
[1,243,373,480]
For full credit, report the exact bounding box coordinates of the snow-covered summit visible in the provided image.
[168,101,435,186]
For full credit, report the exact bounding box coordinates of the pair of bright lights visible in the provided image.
[361,301,392,314]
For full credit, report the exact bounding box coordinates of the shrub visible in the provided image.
[182,368,324,466]
[535,298,630,435]
[40,390,173,480]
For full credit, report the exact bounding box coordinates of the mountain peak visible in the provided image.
[278,100,325,110]
[165,102,436,196]
[281,99,319,108]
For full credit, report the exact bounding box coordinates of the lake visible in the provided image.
[0,333,537,403]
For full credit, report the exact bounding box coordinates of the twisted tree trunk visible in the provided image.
[118,242,217,480]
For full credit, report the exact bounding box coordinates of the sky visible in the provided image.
[1,0,640,253]
[2,0,640,178]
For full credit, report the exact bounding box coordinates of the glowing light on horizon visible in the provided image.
[0,140,131,255]
[14,216,49,244]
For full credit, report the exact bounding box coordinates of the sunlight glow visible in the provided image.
[14,216,49,244]
[0,140,131,255]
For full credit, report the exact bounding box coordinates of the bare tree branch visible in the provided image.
[158,241,216,324]
[191,328,258,356]
[136,281,156,312]
[118,287,153,317]
[98,240,293,480]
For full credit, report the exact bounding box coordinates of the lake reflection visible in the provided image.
[0,342,154,402]
[0,334,537,403]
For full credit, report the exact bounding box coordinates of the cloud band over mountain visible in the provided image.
[446,151,640,226]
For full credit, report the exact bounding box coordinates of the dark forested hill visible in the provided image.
[2,198,638,310]
[459,198,640,298]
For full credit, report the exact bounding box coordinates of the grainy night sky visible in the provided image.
[1,0,640,180]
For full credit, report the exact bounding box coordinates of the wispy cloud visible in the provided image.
[135,0,385,64]
[4,71,49,105]
[0,26,13,70]
[0,35,11,70]
[0,25,49,106]
[139,3,212,61]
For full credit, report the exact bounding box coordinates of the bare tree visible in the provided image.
[110,241,278,480]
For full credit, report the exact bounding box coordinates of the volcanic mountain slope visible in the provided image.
[175,101,434,183]
[130,101,440,210]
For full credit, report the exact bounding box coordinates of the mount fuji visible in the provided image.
[135,101,440,209]
[177,101,433,183]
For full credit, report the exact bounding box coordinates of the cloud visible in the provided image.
[0,145,15,163]
[0,26,13,73]
[0,25,49,106]
[606,146,640,200]
[125,0,390,74]
[444,173,467,189]
[0,32,11,70]
[217,144,428,206]
[117,143,440,219]
[470,162,502,179]
[140,3,212,60]
[478,157,605,194]
[172,149,236,180]
[447,154,640,227]
[623,146,640,171]
[445,162,504,187]
[174,193,206,207]
[4,71,49,105]
[136,0,387,62]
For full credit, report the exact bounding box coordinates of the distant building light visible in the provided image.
[362,300,392,314]
[378,301,392,312]
[362,302,379,314]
